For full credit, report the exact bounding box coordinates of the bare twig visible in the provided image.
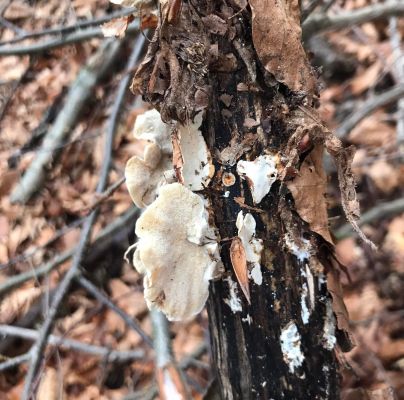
[0,325,144,365]
[151,309,191,399]
[335,197,404,239]
[0,352,31,372]
[0,7,136,46]
[84,175,126,213]
[301,0,323,22]
[0,206,139,297]
[0,21,139,56]
[303,1,404,40]
[77,275,153,347]
[10,39,122,204]
[21,36,146,399]
[336,85,404,138]
[389,17,404,145]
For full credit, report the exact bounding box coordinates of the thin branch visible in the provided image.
[77,275,153,347]
[10,39,122,204]
[0,206,139,297]
[335,197,404,239]
[336,84,404,138]
[0,20,139,56]
[21,36,146,399]
[151,309,191,399]
[0,352,31,372]
[84,174,126,214]
[301,0,323,22]
[389,17,404,144]
[0,325,144,365]
[0,7,137,46]
[303,1,404,40]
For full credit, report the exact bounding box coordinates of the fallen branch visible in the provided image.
[0,325,144,365]
[389,17,404,144]
[21,36,146,399]
[0,352,31,373]
[0,20,139,56]
[84,175,126,213]
[77,275,153,347]
[0,7,136,46]
[303,1,404,40]
[150,309,191,399]
[335,197,404,239]
[336,84,404,138]
[10,39,122,204]
[0,206,139,297]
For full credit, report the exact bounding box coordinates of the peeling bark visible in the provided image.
[132,1,356,398]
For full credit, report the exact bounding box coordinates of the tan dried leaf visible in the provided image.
[101,17,131,38]
[230,237,250,304]
[171,128,184,184]
[286,145,333,243]
[0,286,42,324]
[327,266,355,352]
[37,367,62,400]
[249,0,315,94]
[156,363,190,400]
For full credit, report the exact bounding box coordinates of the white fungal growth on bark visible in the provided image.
[236,154,278,204]
[236,211,264,284]
[179,112,214,191]
[224,276,242,313]
[284,234,311,263]
[125,110,214,207]
[300,264,315,324]
[300,283,310,325]
[132,183,223,321]
[125,109,172,208]
[322,300,337,350]
[280,322,304,374]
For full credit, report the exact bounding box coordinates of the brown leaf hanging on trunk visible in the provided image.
[249,0,316,94]
[230,237,250,304]
[171,127,184,184]
[286,145,333,244]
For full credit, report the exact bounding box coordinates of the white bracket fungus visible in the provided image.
[125,109,172,208]
[132,183,223,321]
[125,110,214,207]
[236,211,264,285]
[237,154,278,204]
[280,321,304,374]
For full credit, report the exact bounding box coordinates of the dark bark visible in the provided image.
[133,1,354,399]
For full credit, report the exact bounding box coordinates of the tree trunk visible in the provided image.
[133,1,355,398]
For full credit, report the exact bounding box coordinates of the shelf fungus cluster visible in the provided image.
[125,110,222,321]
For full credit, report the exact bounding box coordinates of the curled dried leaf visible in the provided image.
[249,0,315,94]
[230,237,250,304]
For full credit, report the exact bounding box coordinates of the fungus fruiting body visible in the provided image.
[132,183,223,321]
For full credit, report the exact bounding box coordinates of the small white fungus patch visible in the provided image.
[224,276,242,313]
[300,283,310,325]
[132,183,223,321]
[242,314,253,325]
[250,264,263,285]
[280,322,304,374]
[237,154,278,204]
[236,211,264,281]
[323,300,337,350]
[284,234,311,263]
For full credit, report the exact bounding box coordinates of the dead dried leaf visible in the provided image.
[230,237,250,304]
[0,286,42,324]
[249,0,315,94]
[350,61,382,95]
[171,127,184,184]
[286,145,333,243]
[101,16,132,38]
[156,363,190,400]
[368,160,399,194]
[37,367,62,400]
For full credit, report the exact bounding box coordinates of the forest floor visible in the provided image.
[0,0,403,399]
